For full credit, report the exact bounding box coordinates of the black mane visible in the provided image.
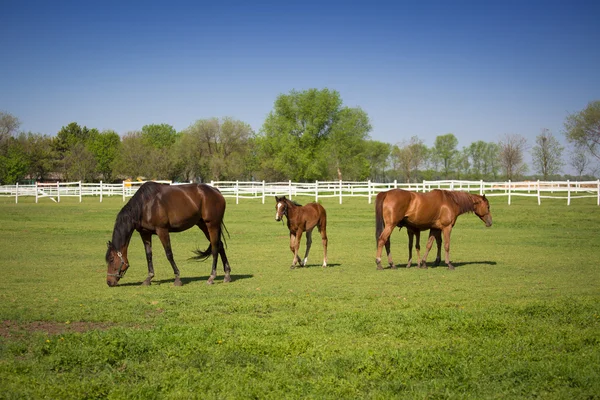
[105,182,165,261]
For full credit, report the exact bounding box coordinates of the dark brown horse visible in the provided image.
[105,182,231,287]
[275,196,328,269]
[376,189,492,270]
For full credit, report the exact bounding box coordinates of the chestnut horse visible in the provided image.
[376,189,492,270]
[275,196,328,269]
[105,182,231,287]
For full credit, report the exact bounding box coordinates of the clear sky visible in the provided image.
[2,0,599,163]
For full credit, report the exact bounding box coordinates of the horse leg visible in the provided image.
[289,232,298,269]
[156,228,182,286]
[433,229,442,267]
[319,224,328,268]
[218,241,231,283]
[302,229,312,267]
[376,225,395,270]
[140,231,155,285]
[420,232,436,269]
[442,227,454,270]
[292,230,304,269]
[205,222,223,285]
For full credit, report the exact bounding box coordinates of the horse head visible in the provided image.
[105,241,130,287]
[474,195,492,227]
[275,196,288,221]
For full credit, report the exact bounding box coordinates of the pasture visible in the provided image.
[0,194,599,399]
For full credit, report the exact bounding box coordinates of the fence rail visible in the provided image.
[1,179,598,205]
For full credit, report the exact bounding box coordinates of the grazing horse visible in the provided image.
[376,189,492,270]
[105,182,231,287]
[275,196,328,269]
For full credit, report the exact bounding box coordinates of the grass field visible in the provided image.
[0,193,599,399]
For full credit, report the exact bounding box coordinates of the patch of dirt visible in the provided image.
[1,320,114,338]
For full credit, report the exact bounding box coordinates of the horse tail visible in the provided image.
[375,191,387,245]
[191,221,229,261]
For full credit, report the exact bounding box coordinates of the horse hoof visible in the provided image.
[141,280,151,286]
[448,264,455,270]
[174,280,182,287]
[224,275,231,283]
[290,265,296,270]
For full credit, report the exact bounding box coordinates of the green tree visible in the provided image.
[141,124,179,149]
[532,129,564,179]
[433,133,459,179]
[323,107,371,180]
[563,100,600,161]
[256,88,370,181]
[88,130,121,182]
[364,140,391,181]
[18,132,55,182]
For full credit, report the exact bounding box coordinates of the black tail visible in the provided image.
[191,221,229,261]
[375,191,386,246]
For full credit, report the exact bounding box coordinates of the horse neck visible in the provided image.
[111,210,136,253]
[450,191,478,216]
[284,200,299,221]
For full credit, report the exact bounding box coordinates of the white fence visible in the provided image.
[0,179,598,206]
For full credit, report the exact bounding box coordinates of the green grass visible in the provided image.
[0,194,599,399]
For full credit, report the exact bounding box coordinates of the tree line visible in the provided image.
[1,90,598,184]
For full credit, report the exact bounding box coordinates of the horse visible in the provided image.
[375,189,492,270]
[404,225,442,268]
[105,182,231,287]
[274,196,328,269]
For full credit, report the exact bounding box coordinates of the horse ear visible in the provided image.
[275,196,280,202]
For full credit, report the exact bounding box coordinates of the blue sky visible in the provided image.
[2,0,599,167]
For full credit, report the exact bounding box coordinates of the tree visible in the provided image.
[88,130,121,182]
[141,124,179,149]
[499,134,528,180]
[531,129,564,179]
[433,133,458,178]
[18,132,55,182]
[0,111,20,149]
[179,117,254,181]
[391,136,428,183]
[563,100,600,161]
[63,142,97,182]
[364,140,391,181]
[569,145,592,178]
[256,88,371,181]
[323,107,371,180]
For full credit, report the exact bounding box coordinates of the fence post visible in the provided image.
[262,180,265,204]
[597,180,600,206]
[35,182,39,203]
[537,180,541,205]
[100,181,103,203]
[57,181,61,203]
[15,182,18,204]
[394,179,397,189]
[368,180,372,204]
[480,180,484,195]
[236,180,239,205]
[79,181,82,202]
[122,181,126,202]
[315,180,319,202]
[339,180,343,204]
[508,180,511,205]
[567,180,571,206]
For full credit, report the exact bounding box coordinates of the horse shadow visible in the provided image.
[387,260,497,269]
[297,263,342,269]
[117,274,254,287]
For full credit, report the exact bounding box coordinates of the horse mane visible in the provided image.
[446,190,479,215]
[105,182,164,261]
